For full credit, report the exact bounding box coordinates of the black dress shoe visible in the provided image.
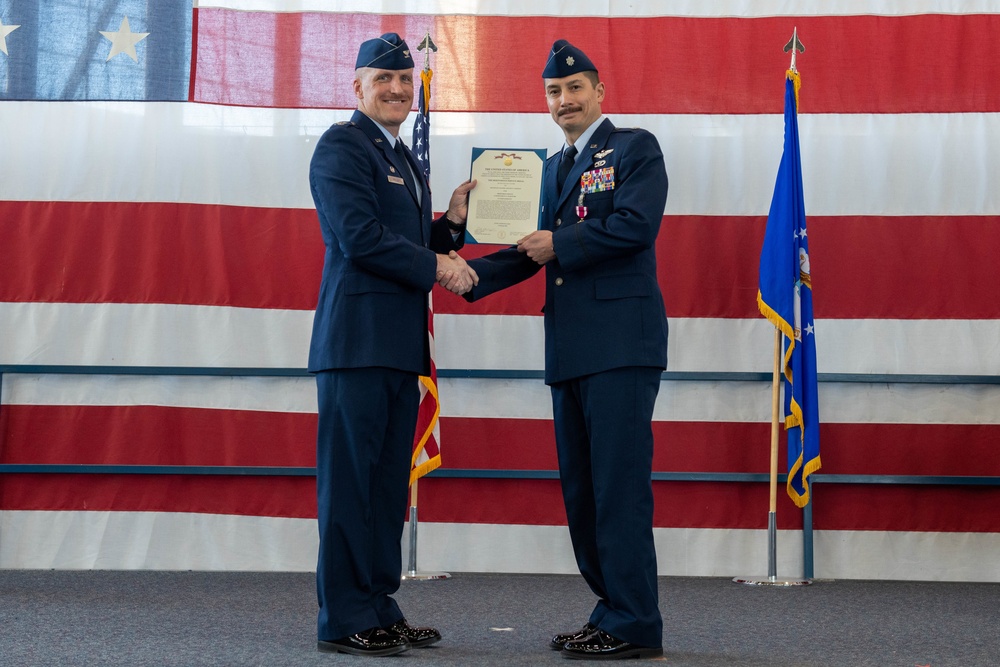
[317,627,410,656]
[562,629,663,660]
[384,619,442,648]
[549,622,597,650]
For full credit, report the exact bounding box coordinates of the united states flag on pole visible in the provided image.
[410,62,442,485]
[757,70,821,508]
[412,65,433,181]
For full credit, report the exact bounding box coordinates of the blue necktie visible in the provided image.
[557,145,578,195]
[394,140,418,200]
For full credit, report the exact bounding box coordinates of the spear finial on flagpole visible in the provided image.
[784,27,805,73]
[417,32,437,72]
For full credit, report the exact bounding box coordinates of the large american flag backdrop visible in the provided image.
[2,0,999,580]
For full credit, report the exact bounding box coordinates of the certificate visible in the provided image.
[465,148,547,244]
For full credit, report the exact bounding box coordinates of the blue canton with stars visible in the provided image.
[0,0,190,101]
[411,70,431,180]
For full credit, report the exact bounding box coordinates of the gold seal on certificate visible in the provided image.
[465,148,547,244]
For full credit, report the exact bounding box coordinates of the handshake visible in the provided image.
[436,251,479,295]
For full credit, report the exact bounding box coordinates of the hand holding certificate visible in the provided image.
[465,148,546,244]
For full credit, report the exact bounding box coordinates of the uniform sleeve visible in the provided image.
[428,215,466,254]
[463,246,541,302]
[552,130,668,272]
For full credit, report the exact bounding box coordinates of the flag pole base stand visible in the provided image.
[401,505,449,581]
[401,571,451,581]
[733,514,811,585]
[732,576,812,586]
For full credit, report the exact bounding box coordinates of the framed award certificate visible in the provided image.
[465,147,547,244]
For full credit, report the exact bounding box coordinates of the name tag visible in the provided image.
[388,175,405,185]
[581,167,614,193]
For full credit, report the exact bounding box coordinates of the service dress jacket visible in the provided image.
[308,110,462,376]
[467,118,669,384]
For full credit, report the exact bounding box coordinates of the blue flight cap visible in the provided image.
[542,39,598,78]
[355,32,414,70]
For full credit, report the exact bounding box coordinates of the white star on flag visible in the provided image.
[0,19,20,56]
[100,16,149,62]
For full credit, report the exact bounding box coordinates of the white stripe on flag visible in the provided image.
[6,373,1000,426]
[4,102,1000,217]
[3,302,999,375]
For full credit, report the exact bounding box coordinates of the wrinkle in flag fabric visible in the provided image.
[757,71,821,508]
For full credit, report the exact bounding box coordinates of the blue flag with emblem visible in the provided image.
[757,70,821,508]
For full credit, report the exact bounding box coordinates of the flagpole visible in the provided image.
[405,477,418,575]
[735,327,807,585]
[402,31,448,583]
[734,28,811,587]
[402,476,448,580]
[402,469,450,581]
[767,326,782,578]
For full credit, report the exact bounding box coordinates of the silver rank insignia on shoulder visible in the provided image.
[594,148,614,159]
[334,120,350,126]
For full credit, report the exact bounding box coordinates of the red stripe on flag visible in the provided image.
[4,473,998,532]
[442,418,1000,477]
[0,405,316,467]
[415,478,1000,532]
[4,203,998,318]
[0,474,316,518]
[193,11,1000,114]
[4,404,999,530]
[4,405,999,478]
[0,200,323,310]
[438,216,1000,320]
[815,485,1000,532]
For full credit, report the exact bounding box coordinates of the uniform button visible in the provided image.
[555,218,562,227]
[555,277,564,286]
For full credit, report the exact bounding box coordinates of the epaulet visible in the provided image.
[611,126,641,133]
[333,120,356,127]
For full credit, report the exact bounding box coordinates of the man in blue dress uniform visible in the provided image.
[465,40,669,660]
[308,32,478,657]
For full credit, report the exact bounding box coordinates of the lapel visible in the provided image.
[352,110,421,208]
[555,117,616,211]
